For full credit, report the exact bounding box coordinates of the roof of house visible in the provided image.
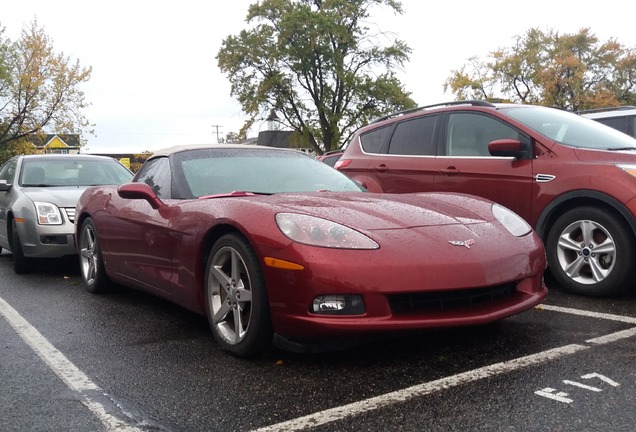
[30,134,80,148]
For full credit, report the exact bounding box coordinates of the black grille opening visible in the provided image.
[40,235,69,245]
[388,283,517,314]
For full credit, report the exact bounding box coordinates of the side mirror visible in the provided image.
[117,182,163,209]
[488,139,526,159]
[0,180,10,192]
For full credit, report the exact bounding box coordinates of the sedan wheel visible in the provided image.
[546,206,635,297]
[205,233,272,357]
[79,218,110,293]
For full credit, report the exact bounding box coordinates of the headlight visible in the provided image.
[492,203,531,237]
[35,201,63,225]
[276,213,379,249]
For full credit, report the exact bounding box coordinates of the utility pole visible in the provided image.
[211,125,223,143]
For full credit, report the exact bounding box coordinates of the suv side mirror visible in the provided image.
[488,139,527,159]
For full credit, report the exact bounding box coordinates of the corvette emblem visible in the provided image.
[449,239,475,248]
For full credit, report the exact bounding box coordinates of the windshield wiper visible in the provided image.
[199,190,273,199]
[607,147,636,151]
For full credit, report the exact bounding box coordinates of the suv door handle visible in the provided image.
[440,167,460,176]
[373,164,388,173]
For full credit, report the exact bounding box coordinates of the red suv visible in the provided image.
[336,101,636,297]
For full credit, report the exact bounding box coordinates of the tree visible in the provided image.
[0,20,92,151]
[216,0,415,154]
[129,152,152,173]
[0,138,38,164]
[444,27,636,111]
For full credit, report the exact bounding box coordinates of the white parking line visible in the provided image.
[252,344,590,432]
[0,296,143,432]
[3,295,636,432]
[253,305,636,432]
[537,304,636,324]
[586,327,636,345]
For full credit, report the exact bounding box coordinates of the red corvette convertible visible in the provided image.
[75,144,547,356]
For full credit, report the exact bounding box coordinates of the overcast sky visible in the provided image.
[3,0,635,154]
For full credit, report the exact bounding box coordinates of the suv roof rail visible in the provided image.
[576,105,636,114]
[372,100,496,123]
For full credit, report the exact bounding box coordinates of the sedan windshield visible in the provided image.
[20,158,133,187]
[500,106,636,150]
[173,147,365,197]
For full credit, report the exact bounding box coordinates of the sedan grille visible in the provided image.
[64,208,76,223]
[388,283,516,315]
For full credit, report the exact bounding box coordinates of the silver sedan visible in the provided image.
[0,154,133,273]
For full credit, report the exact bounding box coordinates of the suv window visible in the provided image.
[360,125,392,153]
[387,115,437,155]
[595,115,636,138]
[320,153,342,167]
[597,116,629,131]
[578,106,636,139]
[446,113,521,156]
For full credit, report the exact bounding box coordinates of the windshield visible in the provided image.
[173,147,365,197]
[20,158,133,187]
[500,105,636,150]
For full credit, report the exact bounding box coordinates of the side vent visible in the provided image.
[535,174,556,183]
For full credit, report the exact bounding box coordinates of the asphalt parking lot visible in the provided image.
[1,250,636,431]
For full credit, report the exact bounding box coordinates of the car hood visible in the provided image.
[255,192,495,230]
[22,186,88,207]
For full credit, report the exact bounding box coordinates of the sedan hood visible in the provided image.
[23,186,88,207]
[257,192,495,230]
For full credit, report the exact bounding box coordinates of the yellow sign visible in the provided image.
[119,157,130,169]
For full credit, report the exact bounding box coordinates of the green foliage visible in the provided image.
[444,27,636,111]
[0,20,92,156]
[216,0,416,154]
[0,138,37,165]
[129,152,152,173]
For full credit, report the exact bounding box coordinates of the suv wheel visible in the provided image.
[546,206,635,296]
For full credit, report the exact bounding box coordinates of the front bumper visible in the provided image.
[14,218,78,258]
[260,224,548,341]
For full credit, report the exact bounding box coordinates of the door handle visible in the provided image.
[440,167,460,176]
[373,164,388,173]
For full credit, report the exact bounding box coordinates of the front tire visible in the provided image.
[204,233,272,357]
[79,218,110,293]
[546,206,635,297]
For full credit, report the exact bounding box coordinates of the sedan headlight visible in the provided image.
[276,213,379,249]
[492,203,531,237]
[35,201,63,225]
